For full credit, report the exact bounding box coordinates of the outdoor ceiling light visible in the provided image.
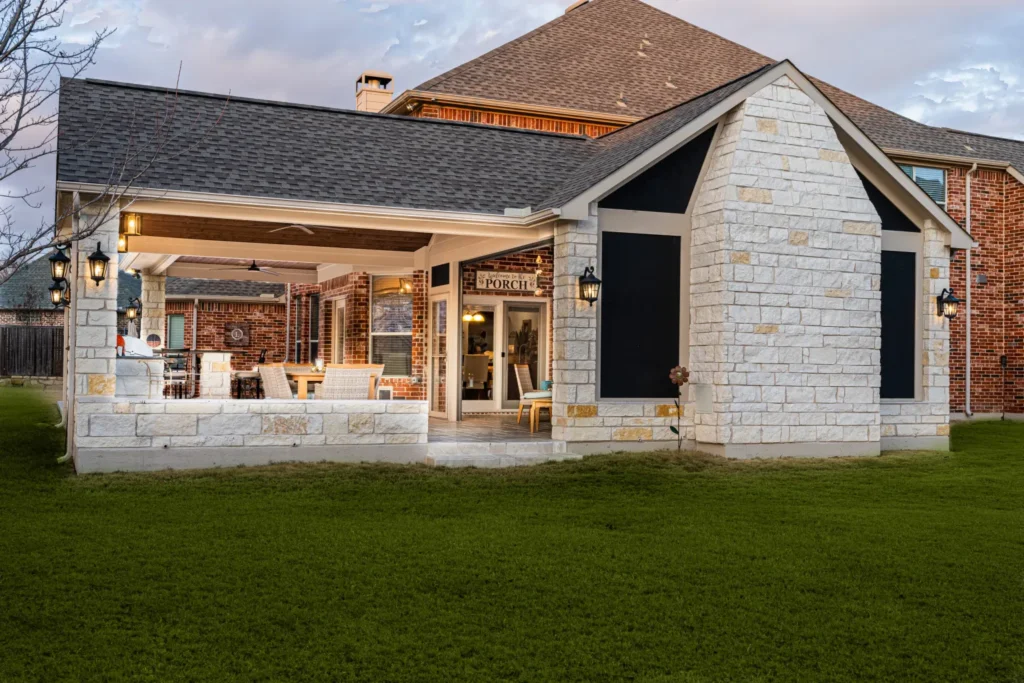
[48,281,65,307]
[117,233,128,253]
[121,212,142,236]
[937,288,960,320]
[578,266,602,306]
[87,242,110,285]
[48,246,70,281]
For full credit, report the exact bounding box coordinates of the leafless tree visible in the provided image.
[0,0,228,284]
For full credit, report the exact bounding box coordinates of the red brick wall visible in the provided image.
[164,300,288,371]
[0,309,64,326]
[947,167,1007,414]
[1006,175,1024,414]
[319,271,427,400]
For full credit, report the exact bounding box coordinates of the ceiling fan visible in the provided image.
[215,260,282,277]
[267,223,351,235]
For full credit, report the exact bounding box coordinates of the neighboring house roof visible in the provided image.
[0,257,142,310]
[165,278,285,299]
[57,78,594,216]
[414,0,773,119]
[406,0,1024,176]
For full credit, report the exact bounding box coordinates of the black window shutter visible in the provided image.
[600,232,680,399]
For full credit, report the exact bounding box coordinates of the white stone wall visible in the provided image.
[140,270,166,348]
[880,222,951,448]
[687,75,882,453]
[73,215,121,399]
[551,211,696,445]
[75,398,429,451]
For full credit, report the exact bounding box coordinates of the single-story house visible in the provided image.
[53,0,994,472]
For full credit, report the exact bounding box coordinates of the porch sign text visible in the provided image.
[475,271,537,292]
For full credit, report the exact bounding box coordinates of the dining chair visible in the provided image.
[258,363,294,399]
[514,364,552,424]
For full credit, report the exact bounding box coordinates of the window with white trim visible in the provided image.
[899,165,946,209]
[370,275,413,377]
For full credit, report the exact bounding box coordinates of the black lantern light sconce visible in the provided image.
[937,288,961,321]
[578,266,602,306]
[48,245,71,281]
[125,297,142,321]
[121,212,142,236]
[117,232,128,254]
[62,282,71,306]
[87,242,110,285]
[48,281,65,308]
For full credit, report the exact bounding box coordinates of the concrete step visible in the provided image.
[424,440,583,468]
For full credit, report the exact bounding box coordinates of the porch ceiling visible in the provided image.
[137,214,434,252]
[175,256,319,270]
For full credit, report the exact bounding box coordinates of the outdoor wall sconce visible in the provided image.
[117,233,128,253]
[125,297,141,321]
[48,246,70,281]
[87,242,110,285]
[937,288,961,320]
[121,212,142,236]
[48,281,65,308]
[578,266,602,306]
[62,283,71,306]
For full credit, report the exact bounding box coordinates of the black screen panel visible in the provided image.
[880,251,916,399]
[599,127,715,214]
[858,170,920,233]
[600,232,680,399]
[431,263,450,287]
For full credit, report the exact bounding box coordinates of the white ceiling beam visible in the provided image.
[149,254,180,275]
[166,262,317,284]
[121,197,556,239]
[128,236,417,268]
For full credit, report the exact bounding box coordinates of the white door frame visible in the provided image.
[427,292,451,419]
[459,294,550,413]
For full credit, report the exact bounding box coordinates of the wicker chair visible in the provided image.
[514,363,552,424]
[258,363,294,400]
[317,364,385,400]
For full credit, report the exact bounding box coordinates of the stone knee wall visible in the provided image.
[688,75,882,450]
[75,399,429,452]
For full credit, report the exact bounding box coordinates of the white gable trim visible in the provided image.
[557,61,974,249]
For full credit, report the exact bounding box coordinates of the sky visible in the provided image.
[9,0,1024,238]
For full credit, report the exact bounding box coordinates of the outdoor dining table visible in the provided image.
[284,367,326,400]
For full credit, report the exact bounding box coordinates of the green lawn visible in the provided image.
[1,389,1022,682]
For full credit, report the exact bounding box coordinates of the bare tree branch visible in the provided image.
[0,1,228,285]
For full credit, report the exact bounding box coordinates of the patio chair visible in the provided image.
[258,363,295,400]
[514,364,551,424]
[317,364,385,400]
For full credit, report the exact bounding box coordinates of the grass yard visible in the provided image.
[0,389,1022,682]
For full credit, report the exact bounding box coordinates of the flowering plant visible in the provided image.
[668,365,690,450]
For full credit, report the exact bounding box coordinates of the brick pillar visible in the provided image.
[551,212,600,442]
[140,270,166,349]
[73,214,120,399]
[688,75,882,457]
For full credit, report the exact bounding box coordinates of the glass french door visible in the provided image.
[429,298,448,418]
[502,302,546,410]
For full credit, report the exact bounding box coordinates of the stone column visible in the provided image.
[688,75,882,457]
[551,212,600,442]
[73,214,120,399]
[140,270,166,348]
[199,352,232,399]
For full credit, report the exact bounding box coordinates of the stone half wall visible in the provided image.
[687,75,883,456]
[73,397,429,473]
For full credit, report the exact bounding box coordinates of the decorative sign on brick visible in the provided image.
[224,322,250,347]
[475,271,538,292]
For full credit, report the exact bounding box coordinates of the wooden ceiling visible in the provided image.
[139,214,433,252]
[175,256,319,270]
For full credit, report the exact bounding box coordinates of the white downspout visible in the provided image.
[965,163,977,418]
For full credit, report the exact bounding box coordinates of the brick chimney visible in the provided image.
[355,71,394,113]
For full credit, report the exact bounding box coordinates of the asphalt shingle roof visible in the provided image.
[57,78,595,215]
[165,278,285,298]
[412,0,1024,175]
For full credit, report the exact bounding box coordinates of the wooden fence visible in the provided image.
[0,326,64,377]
